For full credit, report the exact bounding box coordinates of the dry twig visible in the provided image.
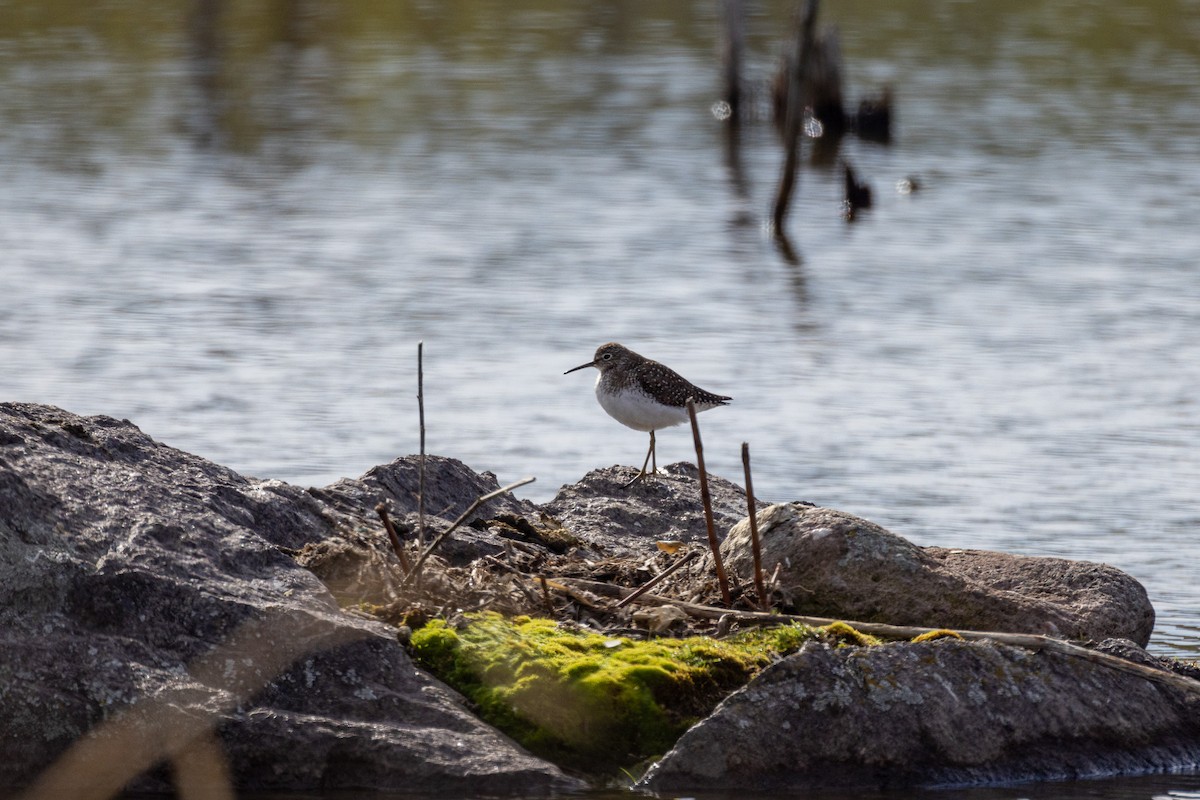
[401,477,535,589]
[740,442,767,610]
[417,341,427,548]
[615,551,699,610]
[553,577,1200,699]
[374,502,411,574]
[686,398,732,605]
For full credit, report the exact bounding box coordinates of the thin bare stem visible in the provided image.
[417,341,427,548]
[553,577,1200,700]
[687,398,732,605]
[741,442,767,610]
[615,551,699,609]
[374,502,411,574]
[401,476,535,589]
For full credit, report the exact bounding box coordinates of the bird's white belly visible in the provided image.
[596,382,689,432]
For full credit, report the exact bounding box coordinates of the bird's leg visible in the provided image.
[624,430,656,488]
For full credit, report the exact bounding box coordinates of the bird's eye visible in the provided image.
[602,353,612,360]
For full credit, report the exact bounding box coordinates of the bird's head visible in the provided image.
[564,342,631,375]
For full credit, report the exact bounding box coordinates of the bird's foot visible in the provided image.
[622,467,657,489]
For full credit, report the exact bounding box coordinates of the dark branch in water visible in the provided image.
[771,0,819,237]
[718,0,745,124]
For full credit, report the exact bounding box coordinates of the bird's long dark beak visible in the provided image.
[564,360,595,375]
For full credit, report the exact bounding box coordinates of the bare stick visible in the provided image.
[687,398,732,605]
[741,443,767,610]
[374,502,411,573]
[401,477,535,588]
[417,341,427,548]
[551,577,1200,699]
[615,551,699,609]
[771,0,819,235]
[483,556,540,606]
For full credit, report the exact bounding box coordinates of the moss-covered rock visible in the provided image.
[409,613,818,772]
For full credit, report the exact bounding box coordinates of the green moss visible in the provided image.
[818,620,882,647]
[911,629,964,643]
[408,613,818,772]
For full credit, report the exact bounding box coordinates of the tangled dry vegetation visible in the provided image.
[295,509,770,641]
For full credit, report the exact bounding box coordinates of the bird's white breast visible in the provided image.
[595,377,690,432]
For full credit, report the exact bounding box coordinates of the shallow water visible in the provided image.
[2,0,1198,715]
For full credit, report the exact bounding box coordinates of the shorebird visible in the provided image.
[564,342,731,487]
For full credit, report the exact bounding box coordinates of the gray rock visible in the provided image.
[0,402,580,794]
[1092,638,1200,681]
[716,503,1154,644]
[639,638,1200,792]
[543,462,760,555]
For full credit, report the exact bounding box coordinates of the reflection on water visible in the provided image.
[2,0,1198,670]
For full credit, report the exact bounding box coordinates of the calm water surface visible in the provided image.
[3,2,1200,794]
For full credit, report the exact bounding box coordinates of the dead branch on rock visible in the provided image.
[401,476,535,589]
[374,502,411,574]
[551,577,1200,699]
[615,550,700,610]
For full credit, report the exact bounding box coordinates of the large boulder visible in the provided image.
[0,402,581,795]
[639,637,1200,792]
[714,503,1154,644]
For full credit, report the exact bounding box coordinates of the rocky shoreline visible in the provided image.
[2,401,1198,796]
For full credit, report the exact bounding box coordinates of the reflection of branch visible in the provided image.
[19,609,368,800]
[772,228,802,265]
